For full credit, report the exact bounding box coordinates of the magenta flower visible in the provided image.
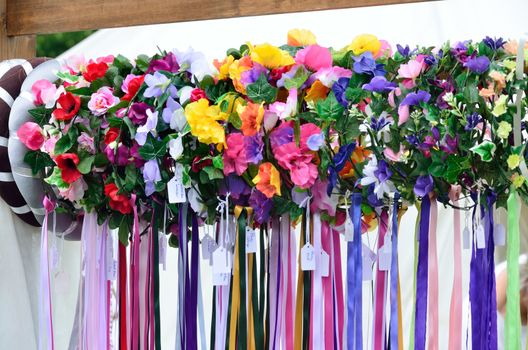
[294,45,333,71]
[274,142,318,189]
[128,102,153,125]
[105,144,129,166]
[223,133,248,176]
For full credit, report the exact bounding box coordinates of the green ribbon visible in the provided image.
[506,187,521,350]
[237,211,248,349]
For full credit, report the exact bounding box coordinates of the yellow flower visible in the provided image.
[507,154,521,169]
[252,162,281,198]
[347,34,381,56]
[497,120,512,139]
[287,29,317,47]
[492,95,508,117]
[512,173,526,188]
[184,99,227,145]
[304,80,329,103]
[250,43,295,69]
[237,102,264,136]
[213,55,235,80]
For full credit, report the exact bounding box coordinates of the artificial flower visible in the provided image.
[105,144,129,166]
[512,173,526,188]
[17,122,45,150]
[147,52,179,73]
[223,133,248,176]
[294,45,332,71]
[168,137,184,160]
[82,61,108,82]
[287,29,316,47]
[250,43,295,69]
[397,58,425,89]
[332,77,350,107]
[347,34,382,56]
[88,86,119,116]
[414,175,434,197]
[492,95,508,117]
[268,88,297,120]
[360,156,395,199]
[32,79,62,108]
[353,52,385,76]
[274,142,318,189]
[52,92,81,121]
[162,97,186,131]
[464,55,490,74]
[304,80,329,103]
[104,183,132,214]
[185,99,227,145]
[362,76,397,93]
[59,178,88,202]
[121,74,145,101]
[144,71,177,98]
[77,132,96,154]
[213,55,235,80]
[311,179,337,216]
[135,109,159,145]
[249,190,273,224]
[173,47,212,80]
[190,88,207,102]
[497,121,512,139]
[244,134,264,164]
[55,153,82,184]
[252,162,282,198]
[508,154,521,169]
[128,102,153,125]
[238,101,265,136]
[143,159,161,196]
[313,66,352,87]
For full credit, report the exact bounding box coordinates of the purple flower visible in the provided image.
[105,144,129,167]
[307,133,325,151]
[465,112,482,131]
[396,44,414,57]
[240,64,268,86]
[440,134,458,154]
[369,115,390,132]
[483,36,506,51]
[244,134,264,164]
[362,76,397,93]
[144,71,177,98]
[431,127,440,141]
[269,124,294,150]
[433,78,455,109]
[327,142,356,195]
[249,190,273,224]
[451,41,470,63]
[147,52,180,73]
[423,55,436,66]
[367,184,383,208]
[464,55,490,74]
[374,159,392,182]
[353,52,385,76]
[414,175,434,197]
[419,135,436,151]
[401,90,431,106]
[128,102,153,125]
[332,77,350,107]
[143,159,161,196]
[135,110,158,146]
[220,175,251,205]
[406,134,419,146]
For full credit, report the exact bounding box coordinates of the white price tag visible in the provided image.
[494,223,506,246]
[201,235,217,260]
[476,224,486,249]
[245,227,257,254]
[212,246,232,274]
[168,176,186,203]
[301,243,315,271]
[212,273,230,286]
[462,227,470,250]
[378,245,392,271]
[159,233,167,271]
[320,250,330,277]
[344,219,354,242]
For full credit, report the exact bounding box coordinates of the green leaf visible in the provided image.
[28,106,52,127]
[203,166,224,180]
[24,150,54,176]
[138,135,167,160]
[123,117,136,138]
[77,155,95,174]
[470,141,496,162]
[443,155,471,184]
[283,66,309,90]
[228,113,242,129]
[135,54,150,73]
[124,164,138,191]
[428,162,445,177]
[54,132,75,155]
[113,54,134,71]
[345,87,367,104]
[66,87,93,96]
[44,167,69,189]
[94,153,109,167]
[56,71,79,83]
[316,92,345,121]
[246,74,278,104]
[212,155,224,170]
[107,116,124,127]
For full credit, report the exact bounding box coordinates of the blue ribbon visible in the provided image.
[414,195,430,350]
[347,193,363,350]
[389,193,400,349]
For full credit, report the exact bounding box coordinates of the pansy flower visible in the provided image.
[238,101,264,136]
[252,162,282,198]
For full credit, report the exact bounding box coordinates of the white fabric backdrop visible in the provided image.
[2,0,528,348]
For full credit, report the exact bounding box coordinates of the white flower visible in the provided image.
[169,137,183,160]
[360,155,395,199]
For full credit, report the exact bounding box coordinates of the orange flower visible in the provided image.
[237,102,264,136]
[287,29,317,47]
[305,80,329,103]
[338,145,371,178]
[252,162,281,198]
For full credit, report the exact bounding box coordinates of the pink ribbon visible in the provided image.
[310,213,323,349]
[448,186,462,350]
[38,197,55,350]
[270,218,280,349]
[285,216,296,350]
[322,221,334,350]
[129,194,140,350]
[332,228,344,350]
[373,211,388,350]
[427,198,439,350]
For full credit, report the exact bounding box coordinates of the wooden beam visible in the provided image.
[7,0,434,36]
[1,0,34,59]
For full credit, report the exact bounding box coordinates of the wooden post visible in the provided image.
[1,0,35,60]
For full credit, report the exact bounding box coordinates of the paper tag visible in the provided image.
[378,245,392,271]
[212,272,230,286]
[245,227,257,254]
[344,219,354,242]
[494,223,506,246]
[168,176,186,203]
[159,233,167,271]
[212,246,232,274]
[301,243,316,271]
[462,227,470,250]
[202,235,217,260]
[106,231,117,280]
[476,224,486,249]
[320,250,330,277]
[362,244,376,281]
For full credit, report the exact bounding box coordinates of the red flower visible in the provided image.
[190,88,207,102]
[82,62,109,82]
[191,156,212,172]
[55,153,81,184]
[122,75,145,101]
[52,92,81,121]
[104,183,132,214]
[104,127,120,145]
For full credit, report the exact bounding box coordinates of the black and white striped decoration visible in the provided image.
[0,58,47,226]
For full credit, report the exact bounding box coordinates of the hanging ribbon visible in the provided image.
[373,210,388,350]
[321,219,334,350]
[38,197,55,350]
[332,225,345,350]
[389,193,401,350]
[486,194,498,350]
[285,216,296,350]
[118,240,128,350]
[415,195,431,350]
[294,216,307,350]
[448,186,462,350]
[152,203,161,350]
[129,195,141,350]
[409,202,421,349]
[269,217,280,349]
[427,197,439,350]
[347,192,363,350]
[506,187,521,350]
[310,212,324,350]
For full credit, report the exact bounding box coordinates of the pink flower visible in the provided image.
[374,40,392,59]
[32,79,62,108]
[397,58,425,89]
[263,110,278,132]
[313,66,352,87]
[17,122,45,150]
[398,104,410,126]
[44,136,59,157]
[64,54,86,74]
[77,132,96,154]
[299,123,322,150]
[310,179,337,216]
[384,145,406,162]
[274,142,318,189]
[268,88,297,120]
[223,133,248,176]
[88,87,119,116]
[59,178,87,201]
[295,45,333,71]
[388,87,402,108]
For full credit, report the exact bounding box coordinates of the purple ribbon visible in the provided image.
[185,211,199,350]
[347,193,363,350]
[414,195,430,350]
[389,193,400,350]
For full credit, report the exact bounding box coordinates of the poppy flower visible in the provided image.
[82,61,109,82]
[104,127,120,145]
[52,92,81,121]
[104,183,132,214]
[55,153,82,184]
[122,75,145,101]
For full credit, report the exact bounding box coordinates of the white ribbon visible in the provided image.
[311,212,324,349]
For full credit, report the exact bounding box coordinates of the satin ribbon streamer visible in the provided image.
[415,195,431,350]
[506,188,521,350]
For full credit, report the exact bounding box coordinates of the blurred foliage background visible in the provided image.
[36,31,96,58]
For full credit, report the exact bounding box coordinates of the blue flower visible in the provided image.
[353,52,385,76]
[396,44,414,57]
[401,90,431,106]
[326,142,356,195]
[483,36,506,51]
[362,76,397,93]
[332,77,350,107]
[414,175,434,197]
[463,55,490,74]
[465,112,482,131]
